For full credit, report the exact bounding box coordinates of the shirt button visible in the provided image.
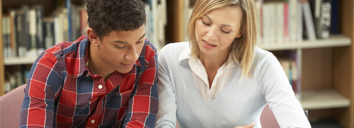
[98,85,103,89]
[86,73,90,77]
[91,119,95,124]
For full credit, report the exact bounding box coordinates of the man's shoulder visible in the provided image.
[45,35,87,57]
[141,39,157,61]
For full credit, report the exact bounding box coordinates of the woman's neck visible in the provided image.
[199,51,230,70]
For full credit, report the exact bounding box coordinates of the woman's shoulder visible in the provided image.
[253,47,278,64]
[159,42,189,55]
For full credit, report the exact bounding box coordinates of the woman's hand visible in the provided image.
[234,122,255,128]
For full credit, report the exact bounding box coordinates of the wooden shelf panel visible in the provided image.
[257,35,351,51]
[4,56,37,65]
[301,89,350,110]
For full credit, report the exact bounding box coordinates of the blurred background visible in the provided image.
[0,0,353,127]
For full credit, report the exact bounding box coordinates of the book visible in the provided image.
[310,0,332,39]
[297,0,303,42]
[2,16,9,58]
[9,10,17,57]
[319,0,332,38]
[288,0,298,42]
[255,0,263,44]
[275,2,284,43]
[28,8,37,57]
[302,0,317,40]
[34,5,44,55]
[43,18,55,49]
[330,0,339,34]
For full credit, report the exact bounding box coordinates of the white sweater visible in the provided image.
[156,42,311,128]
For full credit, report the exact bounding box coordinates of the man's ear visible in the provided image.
[87,28,99,46]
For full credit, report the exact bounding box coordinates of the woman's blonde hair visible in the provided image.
[187,0,257,79]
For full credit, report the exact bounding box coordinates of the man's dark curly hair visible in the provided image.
[86,0,146,39]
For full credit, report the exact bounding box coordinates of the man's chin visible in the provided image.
[117,68,133,74]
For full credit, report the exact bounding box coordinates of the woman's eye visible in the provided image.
[202,21,211,26]
[222,29,230,34]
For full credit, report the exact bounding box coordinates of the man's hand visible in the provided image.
[234,122,255,128]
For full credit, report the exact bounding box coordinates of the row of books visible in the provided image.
[143,0,167,51]
[182,0,336,44]
[272,50,301,100]
[4,65,30,93]
[3,0,167,59]
[2,3,88,59]
[259,0,335,44]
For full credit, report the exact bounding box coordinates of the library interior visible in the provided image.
[0,0,353,128]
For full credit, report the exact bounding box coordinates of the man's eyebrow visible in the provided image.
[138,33,146,41]
[113,33,146,44]
[113,40,127,44]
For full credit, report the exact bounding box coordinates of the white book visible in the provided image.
[28,9,37,57]
[144,3,152,45]
[263,3,275,44]
[302,2,317,40]
[275,2,284,43]
[54,17,60,44]
[62,9,69,42]
[255,0,263,44]
[10,10,17,57]
[289,0,298,43]
[262,4,270,44]
[297,1,303,42]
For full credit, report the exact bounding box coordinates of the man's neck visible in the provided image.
[88,44,115,81]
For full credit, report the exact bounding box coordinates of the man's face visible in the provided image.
[96,25,146,73]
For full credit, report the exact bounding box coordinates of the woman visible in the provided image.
[156,0,311,128]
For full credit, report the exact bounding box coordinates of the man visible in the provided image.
[19,0,158,127]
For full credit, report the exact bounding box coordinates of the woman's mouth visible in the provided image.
[202,40,217,49]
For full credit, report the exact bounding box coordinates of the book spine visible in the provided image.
[302,2,317,40]
[36,6,44,55]
[29,9,37,57]
[319,0,332,38]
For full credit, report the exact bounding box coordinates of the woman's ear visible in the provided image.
[87,28,99,46]
[235,31,243,38]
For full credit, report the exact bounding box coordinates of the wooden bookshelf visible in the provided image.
[256,35,351,51]
[0,0,4,96]
[332,0,354,127]
[301,89,350,110]
[1,0,353,127]
[4,56,38,65]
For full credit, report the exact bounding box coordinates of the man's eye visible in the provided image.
[115,45,125,49]
[137,41,144,44]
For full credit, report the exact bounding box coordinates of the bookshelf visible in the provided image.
[166,0,354,127]
[256,35,351,50]
[4,56,37,65]
[0,0,166,95]
[0,0,3,96]
[301,89,350,110]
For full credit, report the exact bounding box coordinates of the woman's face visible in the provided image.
[195,5,243,57]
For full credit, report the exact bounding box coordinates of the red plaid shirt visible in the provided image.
[20,35,158,128]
